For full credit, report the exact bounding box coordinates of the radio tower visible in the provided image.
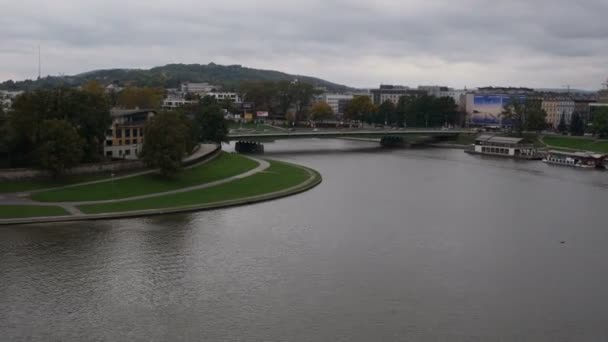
[37,45,41,80]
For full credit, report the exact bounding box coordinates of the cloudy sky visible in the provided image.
[1,0,607,89]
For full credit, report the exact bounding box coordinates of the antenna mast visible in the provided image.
[37,44,41,80]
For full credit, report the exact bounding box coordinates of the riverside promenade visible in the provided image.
[0,145,321,225]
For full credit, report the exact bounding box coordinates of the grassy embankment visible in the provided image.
[0,173,125,194]
[31,152,258,202]
[542,136,608,153]
[78,161,315,214]
[0,205,69,219]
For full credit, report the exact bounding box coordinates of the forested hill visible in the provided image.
[0,63,353,92]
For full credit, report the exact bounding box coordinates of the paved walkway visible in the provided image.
[0,155,269,217]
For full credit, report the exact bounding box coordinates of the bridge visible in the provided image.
[227,129,474,153]
[227,129,473,141]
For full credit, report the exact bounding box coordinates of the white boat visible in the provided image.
[542,150,606,169]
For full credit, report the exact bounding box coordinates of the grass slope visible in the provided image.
[0,205,69,219]
[32,153,258,202]
[543,136,608,153]
[78,161,312,214]
[0,173,121,194]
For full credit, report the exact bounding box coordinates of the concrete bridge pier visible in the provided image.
[380,136,405,148]
[235,141,265,154]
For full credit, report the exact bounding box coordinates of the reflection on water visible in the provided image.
[2,139,608,341]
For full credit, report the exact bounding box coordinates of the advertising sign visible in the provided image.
[256,111,269,117]
[244,113,253,121]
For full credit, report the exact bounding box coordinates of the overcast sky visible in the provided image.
[1,0,607,89]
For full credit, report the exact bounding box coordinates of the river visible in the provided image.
[2,139,608,341]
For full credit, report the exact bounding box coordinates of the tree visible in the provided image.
[81,80,106,97]
[501,97,525,135]
[195,101,229,144]
[522,99,547,133]
[309,101,334,122]
[569,112,585,136]
[141,112,191,177]
[8,88,110,165]
[592,107,608,138]
[557,113,568,134]
[117,87,164,109]
[292,82,321,121]
[377,100,396,125]
[36,120,84,178]
[344,96,376,123]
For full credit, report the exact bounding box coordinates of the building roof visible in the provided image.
[547,150,606,159]
[476,134,525,144]
[110,109,156,117]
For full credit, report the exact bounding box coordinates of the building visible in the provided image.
[370,85,425,105]
[207,92,242,103]
[463,87,534,126]
[162,97,197,109]
[0,90,23,111]
[316,94,354,117]
[572,94,597,123]
[181,82,217,95]
[542,95,575,128]
[418,86,466,105]
[104,109,156,159]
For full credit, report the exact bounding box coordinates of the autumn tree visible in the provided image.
[117,87,164,109]
[309,101,334,122]
[81,80,106,97]
[344,96,376,123]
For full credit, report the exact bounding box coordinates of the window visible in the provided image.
[139,128,143,136]
[119,150,123,155]
[106,151,112,157]
[106,129,113,136]
[125,150,131,156]
[125,139,131,145]
[106,140,112,146]
[126,129,131,137]
[116,129,122,138]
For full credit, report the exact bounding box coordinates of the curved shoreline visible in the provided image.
[0,161,322,226]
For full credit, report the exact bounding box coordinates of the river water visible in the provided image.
[2,139,608,341]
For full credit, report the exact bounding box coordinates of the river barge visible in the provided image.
[465,134,541,160]
[542,150,606,169]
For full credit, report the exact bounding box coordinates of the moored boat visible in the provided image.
[465,134,541,160]
[542,150,606,169]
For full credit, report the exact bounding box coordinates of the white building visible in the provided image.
[162,98,197,109]
[207,92,242,103]
[181,82,217,95]
[316,93,354,116]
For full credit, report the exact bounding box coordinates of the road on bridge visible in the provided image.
[227,129,474,141]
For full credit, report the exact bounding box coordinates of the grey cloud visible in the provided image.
[1,0,607,89]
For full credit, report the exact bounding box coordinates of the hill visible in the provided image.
[0,63,353,92]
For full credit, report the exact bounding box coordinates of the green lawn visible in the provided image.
[0,173,122,194]
[0,205,69,219]
[78,161,314,214]
[542,136,608,153]
[32,153,258,203]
